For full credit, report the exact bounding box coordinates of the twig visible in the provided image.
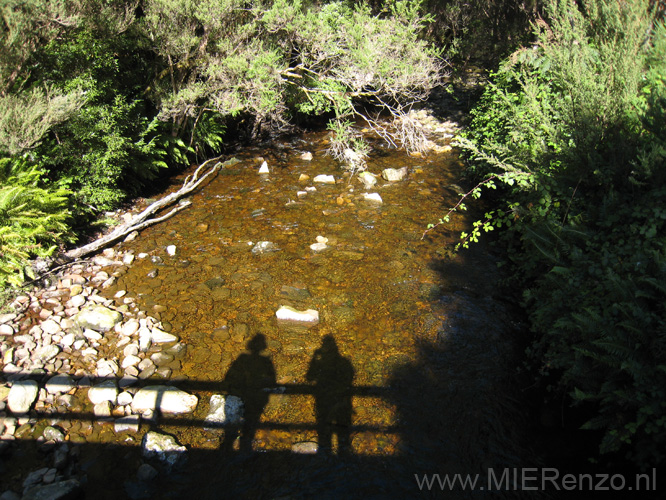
[421,175,499,240]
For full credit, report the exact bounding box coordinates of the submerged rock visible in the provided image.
[22,479,82,500]
[358,171,377,189]
[362,192,383,203]
[258,161,269,174]
[204,394,244,430]
[276,306,319,324]
[251,241,279,255]
[142,431,187,469]
[313,175,336,184]
[381,167,408,182]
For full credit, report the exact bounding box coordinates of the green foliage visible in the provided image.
[0,157,72,287]
[450,0,666,467]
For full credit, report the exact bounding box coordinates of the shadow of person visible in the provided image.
[306,335,355,456]
[222,333,276,453]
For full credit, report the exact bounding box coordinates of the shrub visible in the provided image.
[451,0,666,468]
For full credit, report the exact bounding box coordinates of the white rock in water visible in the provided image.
[276,306,319,324]
[114,414,140,433]
[258,161,269,174]
[310,242,328,252]
[8,380,39,414]
[313,175,336,184]
[358,171,377,188]
[296,191,308,198]
[88,380,118,405]
[300,151,313,161]
[305,186,317,192]
[204,394,244,430]
[381,167,408,182]
[45,374,76,394]
[166,245,177,256]
[315,235,328,244]
[362,192,383,203]
[132,385,198,414]
[150,328,178,344]
[292,441,319,454]
[142,431,187,469]
[251,241,279,255]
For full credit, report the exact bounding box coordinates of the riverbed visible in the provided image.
[1,116,532,499]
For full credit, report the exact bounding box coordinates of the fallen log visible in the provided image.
[63,155,232,260]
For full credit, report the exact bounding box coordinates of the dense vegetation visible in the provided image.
[456,0,666,469]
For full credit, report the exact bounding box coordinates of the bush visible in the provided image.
[452,0,666,468]
[0,157,72,287]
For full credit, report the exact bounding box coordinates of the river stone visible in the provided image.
[88,380,118,405]
[122,319,140,337]
[204,395,244,430]
[258,161,269,174]
[75,305,122,332]
[43,426,65,442]
[313,174,335,184]
[142,431,187,468]
[132,386,198,415]
[22,479,82,500]
[8,380,39,414]
[34,345,60,363]
[166,245,177,256]
[362,192,383,203]
[138,327,152,351]
[0,323,14,336]
[151,328,178,344]
[358,171,377,188]
[114,414,140,433]
[276,306,319,324]
[93,401,112,418]
[40,319,61,335]
[67,295,86,310]
[292,441,319,454]
[381,167,408,181]
[122,355,142,369]
[45,374,76,394]
[0,312,17,324]
[251,241,279,255]
[137,463,158,481]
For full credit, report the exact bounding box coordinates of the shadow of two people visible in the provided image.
[222,333,354,455]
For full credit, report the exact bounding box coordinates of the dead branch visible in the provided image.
[63,155,228,260]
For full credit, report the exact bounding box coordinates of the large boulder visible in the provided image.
[75,305,122,332]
